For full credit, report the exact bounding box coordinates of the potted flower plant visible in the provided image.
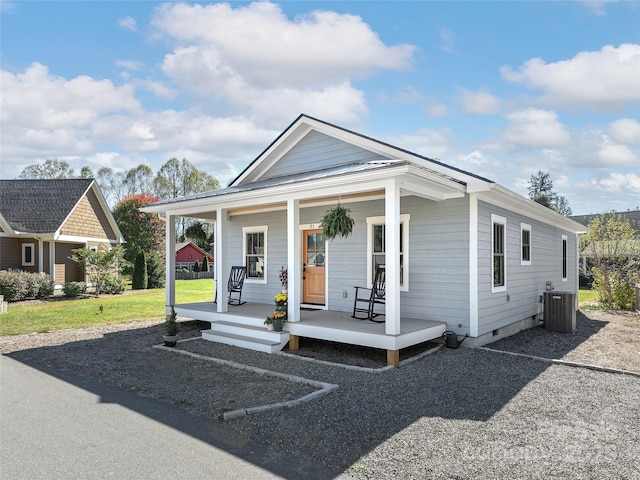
[320,203,354,240]
[274,292,287,311]
[264,310,287,331]
[163,306,180,347]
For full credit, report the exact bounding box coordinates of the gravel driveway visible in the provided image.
[1,309,639,479]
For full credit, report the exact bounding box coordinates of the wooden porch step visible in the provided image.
[201,327,289,354]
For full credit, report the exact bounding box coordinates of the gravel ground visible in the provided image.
[1,309,639,479]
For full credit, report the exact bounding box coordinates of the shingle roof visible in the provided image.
[571,210,640,233]
[0,179,93,233]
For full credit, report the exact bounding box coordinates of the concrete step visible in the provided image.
[210,320,282,342]
[201,329,289,354]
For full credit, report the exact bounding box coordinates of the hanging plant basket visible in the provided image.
[320,204,355,241]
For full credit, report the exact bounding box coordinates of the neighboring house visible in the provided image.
[144,115,587,366]
[0,179,124,288]
[571,210,640,233]
[175,241,214,271]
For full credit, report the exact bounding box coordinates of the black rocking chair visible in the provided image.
[215,266,247,306]
[352,266,385,322]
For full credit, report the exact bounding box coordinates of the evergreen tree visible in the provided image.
[132,251,148,290]
[527,170,572,216]
[146,252,166,289]
[202,255,209,272]
[193,260,201,273]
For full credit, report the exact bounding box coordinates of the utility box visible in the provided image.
[544,291,576,332]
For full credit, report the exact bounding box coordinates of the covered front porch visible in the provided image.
[175,301,446,367]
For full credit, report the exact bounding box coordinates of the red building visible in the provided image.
[175,242,214,271]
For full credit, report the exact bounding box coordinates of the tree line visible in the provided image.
[18,157,220,291]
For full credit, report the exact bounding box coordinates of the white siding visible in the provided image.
[224,195,471,330]
[476,201,578,336]
[263,131,387,179]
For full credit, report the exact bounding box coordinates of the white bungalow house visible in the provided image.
[144,114,587,367]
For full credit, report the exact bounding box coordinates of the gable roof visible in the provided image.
[0,179,123,240]
[231,114,493,190]
[175,241,214,259]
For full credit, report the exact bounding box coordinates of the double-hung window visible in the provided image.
[492,214,506,292]
[521,223,531,265]
[22,243,35,267]
[243,226,267,282]
[366,215,410,291]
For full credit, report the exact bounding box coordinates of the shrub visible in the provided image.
[147,253,165,289]
[63,281,87,298]
[592,267,637,311]
[0,271,53,302]
[132,251,148,290]
[101,275,126,295]
[193,260,200,272]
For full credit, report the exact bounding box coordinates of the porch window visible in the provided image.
[521,223,531,265]
[243,226,267,282]
[562,235,568,281]
[492,214,506,292]
[22,243,35,267]
[366,215,410,291]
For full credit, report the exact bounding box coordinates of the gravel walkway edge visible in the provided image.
[153,341,339,421]
[478,346,640,378]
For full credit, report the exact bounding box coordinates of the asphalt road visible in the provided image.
[0,355,346,480]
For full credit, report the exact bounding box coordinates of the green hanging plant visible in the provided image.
[320,203,355,241]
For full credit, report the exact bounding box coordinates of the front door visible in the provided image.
[303,229,325,304]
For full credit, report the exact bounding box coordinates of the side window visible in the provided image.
[491,214,506,292]
[243,226,267,282]
[22,243,35,267]
[521,223,531,265]
[366,215,410,291]
[562,235,568,281]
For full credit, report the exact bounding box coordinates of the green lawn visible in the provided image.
[0,279,214,336]
[578,288,598,306]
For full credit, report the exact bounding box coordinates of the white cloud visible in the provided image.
[458,88,501,114]
[118,16,137,31]
[151,1,414,125]
[425,103,450,118]
[501,109,571,148]
[385,128,455,160]
[116,60,142,71]
[592,172,640,193]
[501,44,640,110]
[607,118,640,144]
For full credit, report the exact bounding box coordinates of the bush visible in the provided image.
[592,267,637,310]
[101,275,126,295]
[193,260,200,272]
[0,271,53,302]
[63,281,87,298]
[132,251,148,290]
[147,253,165,289]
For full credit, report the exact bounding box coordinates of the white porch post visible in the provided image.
[469,194,479,337]
[287,198,300,322]
[165,214,176,317]
[385,180,401,335]
[37,239,43,273]
[215,208,228,313]
[49,242,55,285]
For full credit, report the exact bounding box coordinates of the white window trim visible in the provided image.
[520,222,532,266]
[366,214,410,292]
[562,234,568,282]
[22,243,35,267]
[242,225,268,284]
[491,214,507,293]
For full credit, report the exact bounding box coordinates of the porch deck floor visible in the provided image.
[176,301,445,337]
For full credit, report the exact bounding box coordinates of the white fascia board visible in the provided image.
[0,213,14,234]
[90,182,125,243]
[145,167,411,218]
[478,185,589,234]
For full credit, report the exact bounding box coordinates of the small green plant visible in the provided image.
[63,281,87,298]
[320,203,355,240]
[165,306,180,336]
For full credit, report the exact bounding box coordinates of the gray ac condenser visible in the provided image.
[543,291,576,333]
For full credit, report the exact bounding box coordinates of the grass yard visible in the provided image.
[578,288,598,306]
[0,279,214,336]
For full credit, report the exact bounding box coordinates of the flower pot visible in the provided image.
[163,335,178,347]
[272,318,285,332]
[275,304,287,312]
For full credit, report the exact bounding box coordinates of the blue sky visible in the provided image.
[1,1,639,214]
